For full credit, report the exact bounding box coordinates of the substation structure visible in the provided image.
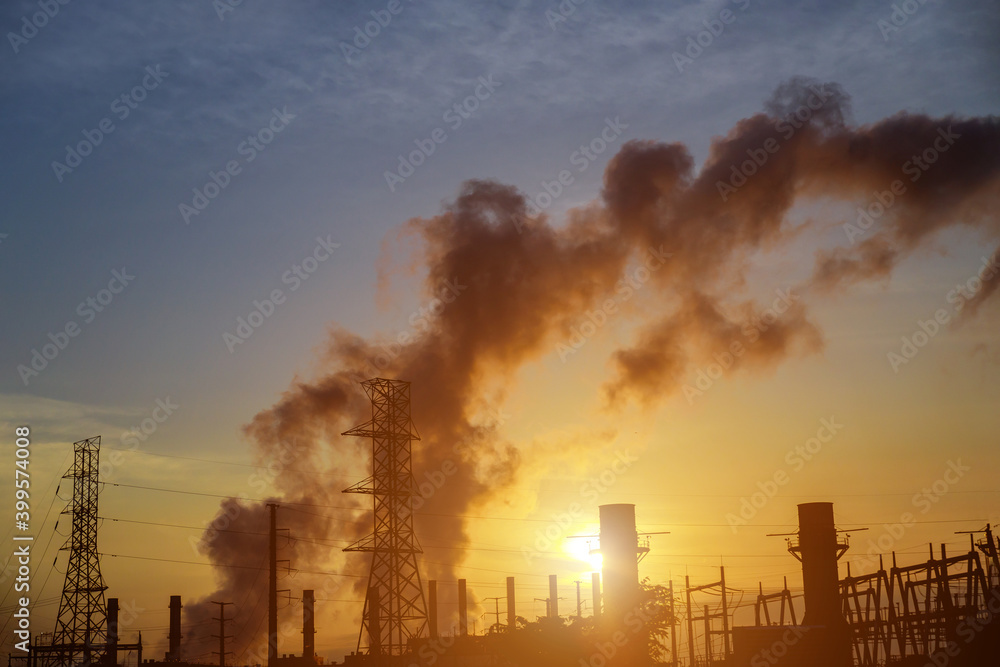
[685,503,1000,667]
[9,381,1000,667]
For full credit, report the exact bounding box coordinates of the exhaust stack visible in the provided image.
[506,577,515,631]
[428,580,438,639]
[599,504,644,622]
[789,502,852,667]
[303,590,315,660]
[106,598,119,667]
[167,595,182,661]
[458,579,468,636]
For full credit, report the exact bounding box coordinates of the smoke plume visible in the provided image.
[184,77,1000,658]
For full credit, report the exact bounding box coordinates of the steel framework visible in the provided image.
[343,378,428,657]
[839,539,995,665]
[685,567,732,666]
[748,529,1000,666]
[754,577,797,627]
[32,436,110,667]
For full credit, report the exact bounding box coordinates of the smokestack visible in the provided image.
[599,504,641,622]
[793,503,845,626]
[107,598,119,667]
[506,577,515,631]
[267,503,278,667]
[791,502,851,667]
[548,575,558,618]
[592,572,601,620]
[428,580,438,638]
[458,579,468,636]
[302,590,315,660]
[168,595,182,661]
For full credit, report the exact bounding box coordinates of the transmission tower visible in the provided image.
[51,436,110,666]
[343,378,428,657]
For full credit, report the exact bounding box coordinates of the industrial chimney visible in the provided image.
[303,590,315,660]
[428,580,438,639]
[598,504,643,623]
[106,598,119,667]
[458,579,468,636]
[789,502,852,667]
[167,595,182,661]
[548,575,559,618]
[506,577,515,631]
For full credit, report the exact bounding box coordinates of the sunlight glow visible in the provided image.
[562,535,603,572]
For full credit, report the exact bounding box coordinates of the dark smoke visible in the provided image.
[185,78,1000,658]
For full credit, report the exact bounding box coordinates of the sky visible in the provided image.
[1,0,1000,663]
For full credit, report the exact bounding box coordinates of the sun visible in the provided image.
[562,535,604,572]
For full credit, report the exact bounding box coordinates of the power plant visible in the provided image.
[8,381,1000,667]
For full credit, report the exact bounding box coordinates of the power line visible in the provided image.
[104,482,365,511]
[98,552,367,578]
[102,482,995,527]
[102,445,367,481]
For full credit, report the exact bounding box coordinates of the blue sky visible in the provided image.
[2,0,997,417]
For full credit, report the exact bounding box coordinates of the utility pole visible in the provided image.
[506,577,516,632]
[483,598,502,632]
[267,503,278,667]
[534,598,550,618]
[669,580,678,667]
[574,581,582,618]
[211,601,234,667]
[549,575,559,618]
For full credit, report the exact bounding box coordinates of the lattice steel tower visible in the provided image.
[343,378,428,657]
[53,436,109,665]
